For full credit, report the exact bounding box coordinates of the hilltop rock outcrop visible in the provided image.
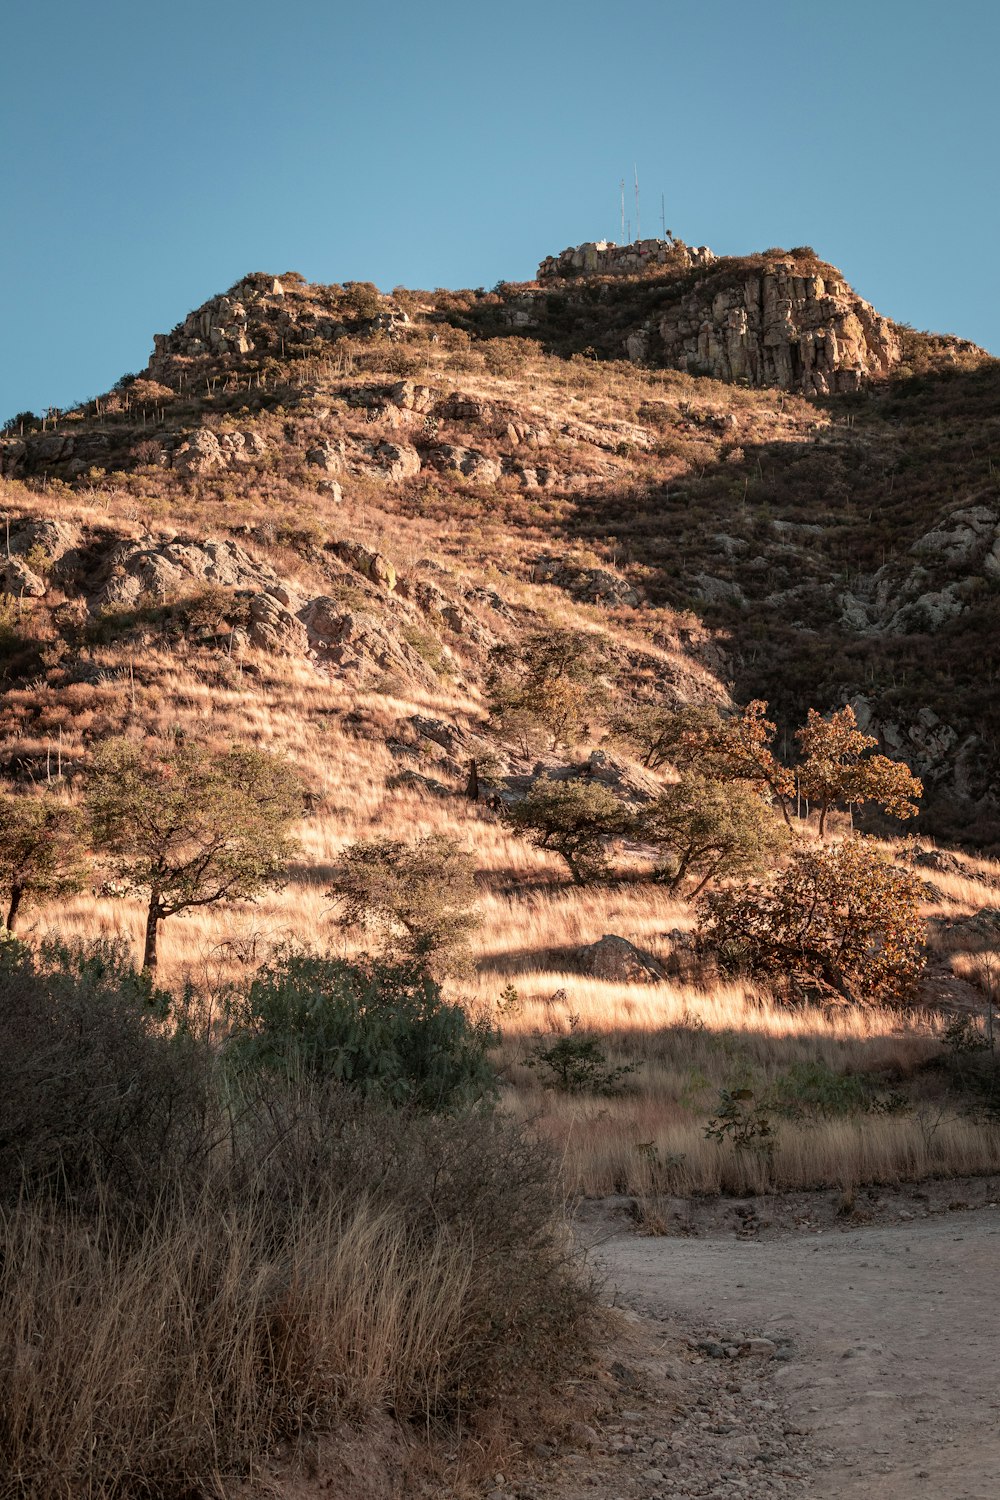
[509,250,905,395]
[640,262,900,394]
[539,237,716,279]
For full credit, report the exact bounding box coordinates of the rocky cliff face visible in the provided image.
[1,250,995,840]
[148,273,410,381]
[502,251,903,395]
[628,260,901,395]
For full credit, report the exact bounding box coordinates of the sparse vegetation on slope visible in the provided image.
[2,246,1000,1492]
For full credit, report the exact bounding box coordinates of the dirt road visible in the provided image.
[592,1206,1000,1499]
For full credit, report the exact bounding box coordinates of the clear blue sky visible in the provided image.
[3,0,997,420]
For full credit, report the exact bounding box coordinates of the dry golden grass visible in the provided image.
[26,777,1000,1203]
[8,370,1000,1209]
[0,1193,470,1497]
[485,964,984,1196]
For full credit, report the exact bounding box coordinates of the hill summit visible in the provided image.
[0,242,997,840]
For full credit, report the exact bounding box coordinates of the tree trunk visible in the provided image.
[818,804,828,838]
[5,884,24,932]
[143,898,162,970]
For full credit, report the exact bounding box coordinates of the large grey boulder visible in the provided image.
[247,592,307,654]
[578,935,663,984]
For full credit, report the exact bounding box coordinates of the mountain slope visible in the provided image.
[1,247,997,840]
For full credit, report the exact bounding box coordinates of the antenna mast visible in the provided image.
[634,164,640,242]
[661,192,666,240]
[619,178,625,245]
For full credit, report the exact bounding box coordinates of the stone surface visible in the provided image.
[247,591,307,654]
[538,236,715,280]
[532,553,640,608]
[357,440,421,481]
[532,247,903,394]
[94,536,279,609]
[578,935,664,984]
[333,541,397,592]
[0,556,46,596]
[648,263,900,395]
[305,440,344,473]
[300,602,430,681]
[172,428,266,475]
[426,443,502,483]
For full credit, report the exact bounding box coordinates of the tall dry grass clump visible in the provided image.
[0,938,596,1498]
[0,1192,470,1497]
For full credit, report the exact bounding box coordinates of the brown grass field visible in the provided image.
[20,686,1000,1206]
[5,284,1000,1494]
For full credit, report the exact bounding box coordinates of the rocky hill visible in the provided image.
[480,244,984,396]
[1,246,997,842]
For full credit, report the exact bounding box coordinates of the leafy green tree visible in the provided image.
[795,705,922,836]
[326,834,480,976]
[486,629,609,753]
[698,836,926,1004]
[638,775,790,897]
[609,698,793,823]
[86,739,302,970]
[504,777,632,884]
[0,790,84,932]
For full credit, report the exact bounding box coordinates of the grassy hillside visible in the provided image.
[3,259,1000,1495]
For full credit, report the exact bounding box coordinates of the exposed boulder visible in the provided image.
[6,517,80,562]
[578,934,664,983]
[172,429,222,475]
[497,749,661,809]
[306,440,344,473]
[427,444,502,484]
[171,428,266,476]
[247,591,308,653]
[912,505,997,566]
[538,238,714,280]
[388,380,434,412]
[301,602,429,679]
[532,554,640,609]
[356,440,421,482]
[151,288,256,366]
[94,537,280,610]
[0,557,46,597]
[333,541,397,592]
[912,848,976,879]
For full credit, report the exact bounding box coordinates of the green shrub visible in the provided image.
[230,951,498,1110]
[639,773,789,897]
[704,1087,775,1154]
[527,1024,639,1095]
[0,942,596,1494]
[325,835,480,976]
[768,1060,909,1119]
[504,777,633,884]
[486,628,610,753]
[0,937,211,1209]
